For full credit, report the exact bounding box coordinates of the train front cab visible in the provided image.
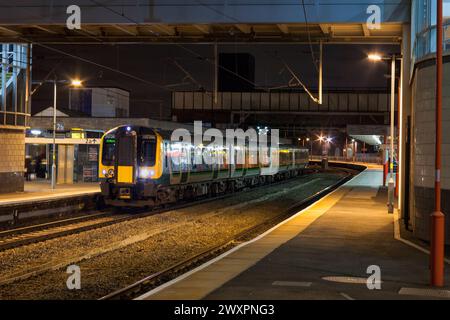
[99,126,162,206]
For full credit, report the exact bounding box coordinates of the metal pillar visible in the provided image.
[319,41,323,105]
[387,55,396,214]
[214,43,218,105]
[430,0,444,287]
[396,60,402,199]
[25,44,31,117]
[51,79,57,189]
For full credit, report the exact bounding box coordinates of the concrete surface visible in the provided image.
[140,169,450,300]
[0,180,99,206]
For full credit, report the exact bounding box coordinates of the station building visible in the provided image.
[408,0,450,241]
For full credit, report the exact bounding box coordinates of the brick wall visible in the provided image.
[0,128,25,193]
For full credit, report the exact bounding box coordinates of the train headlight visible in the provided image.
[108,169,115,177]
[139,169,155,179]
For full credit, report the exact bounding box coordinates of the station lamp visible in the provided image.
[367,52,402,214]
[368,53,383,62]
[30,129,42,136]
[71,79,83,87]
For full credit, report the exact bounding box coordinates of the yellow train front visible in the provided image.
[98,125,309,207]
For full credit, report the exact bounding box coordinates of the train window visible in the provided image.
[165,143,169,169]
[141,140,156,166]
[118,135,135,166]
[102,138,116,166]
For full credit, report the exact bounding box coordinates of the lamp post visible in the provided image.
[49,78,83,189]
[317,135,325,160]
[430,0,444,287]
[306,137,312,159]
[325,137,332,157]
[51,79,57,189]
[352,139,357,162]
[368,53,402,214]
[387,55,396,214]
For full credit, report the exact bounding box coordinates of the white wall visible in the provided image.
[90,88,129,117]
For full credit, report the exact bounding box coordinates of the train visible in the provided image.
[98,125,309,207]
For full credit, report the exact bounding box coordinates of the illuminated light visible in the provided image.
[139,169,155,179]
[126,126,131,131]
[326,137,332,143]
[140,169,150,178]
[306,138,310,142]
[368,53,383,62]
[372,135,382,145]
[30,129,42,136]
[318,135,324,142]
[108,169,114,177]
[102,169,107,176]
[71,79,83,87]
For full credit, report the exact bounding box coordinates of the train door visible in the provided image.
[180,144,189,183]
[115,130,137,184]
[169,142,189,184]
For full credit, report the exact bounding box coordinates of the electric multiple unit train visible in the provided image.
[98,125,309,207]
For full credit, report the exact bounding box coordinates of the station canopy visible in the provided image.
[0,1,409,44]
[347,125,389,146]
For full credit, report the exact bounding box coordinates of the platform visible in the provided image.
[0,180,99,207]
[139,168,450,300]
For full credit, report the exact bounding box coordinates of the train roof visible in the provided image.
[102,125,308,151]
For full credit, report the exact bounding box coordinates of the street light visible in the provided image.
[71,79,83,87]
[368,53,402,214]
[352,139,356,162]
[317,135,326,158]
[51,77,83,189]
[368,53,383,62]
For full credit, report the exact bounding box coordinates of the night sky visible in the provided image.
[31,43,400,119]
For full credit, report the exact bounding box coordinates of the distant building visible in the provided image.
[68,87,129,117]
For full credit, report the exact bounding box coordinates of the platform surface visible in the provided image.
[0,180,99,206]
[140,169,450,300]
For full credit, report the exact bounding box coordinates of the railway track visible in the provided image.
[100,170,354,300]
[0,168,330,253]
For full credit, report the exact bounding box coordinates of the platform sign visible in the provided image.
[83,166,94,182]
[88,146,98,162]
